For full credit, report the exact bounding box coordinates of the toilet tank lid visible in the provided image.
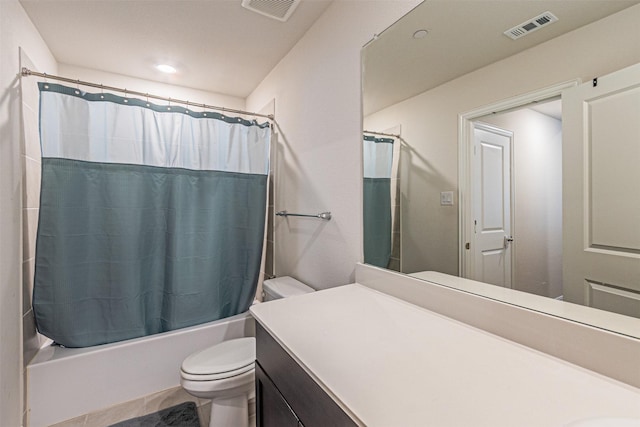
[181,337,255,375]
[263,276,315,298]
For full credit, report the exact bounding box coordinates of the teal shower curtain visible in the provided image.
[363,135,394,268]
[33,83,270,347]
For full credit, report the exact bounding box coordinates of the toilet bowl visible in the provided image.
[180,337,256,427]
[180,276,314,427]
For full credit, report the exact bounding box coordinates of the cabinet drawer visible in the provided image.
[256,323,357,427]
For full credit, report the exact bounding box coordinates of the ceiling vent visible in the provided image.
[504,11,558,40]
[241,0,301,22]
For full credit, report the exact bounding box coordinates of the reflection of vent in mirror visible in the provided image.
[241,0,301,22]
[504,12,558,40]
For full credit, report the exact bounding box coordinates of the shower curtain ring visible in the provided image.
[185,100,190,114]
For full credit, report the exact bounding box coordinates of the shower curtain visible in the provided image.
[363,135,394,268]
[33,83,270,347]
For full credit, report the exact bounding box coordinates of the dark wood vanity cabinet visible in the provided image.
[255,363,301,427]
[255,324,357,427]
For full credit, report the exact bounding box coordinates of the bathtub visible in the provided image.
[27,312,255,427]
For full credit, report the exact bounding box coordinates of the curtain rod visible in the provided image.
[363,129,400,138]
[21,67,275,122]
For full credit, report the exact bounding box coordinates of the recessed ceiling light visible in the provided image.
[156,64,177,74]
[413,29,429,39]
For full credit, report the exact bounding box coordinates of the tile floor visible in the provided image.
[49,387,212,427]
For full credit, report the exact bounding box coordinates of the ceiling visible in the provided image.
[20,0,640,111]
[363,0,640,115]
[19,0,333,99]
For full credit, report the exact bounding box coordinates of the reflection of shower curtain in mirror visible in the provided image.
[363,135,394,268]
[33,83,270,347]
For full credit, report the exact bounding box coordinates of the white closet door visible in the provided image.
[562,63,640,318]
[472,123,513,288]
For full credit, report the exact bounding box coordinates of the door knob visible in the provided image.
[504,236,514,248]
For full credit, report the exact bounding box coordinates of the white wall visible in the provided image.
[58,64,246,112]
[481,109,563,298]
[0,0,57,424]
[246,0,420,289]
[364,4,640,277]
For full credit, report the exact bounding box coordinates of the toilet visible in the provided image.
[180,276,315,427]
[261,275,315,301]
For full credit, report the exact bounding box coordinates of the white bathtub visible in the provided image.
[27,312,255,427]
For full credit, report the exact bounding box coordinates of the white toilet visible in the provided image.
[261,275,316,302]
[180,276,315,427]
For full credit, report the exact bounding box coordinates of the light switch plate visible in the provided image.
[440,191,454,206]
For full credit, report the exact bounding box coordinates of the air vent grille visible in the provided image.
[504,11,558,40]
[241,0,301,22]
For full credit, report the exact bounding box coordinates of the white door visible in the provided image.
[563,63,640,318]
[471,123,513,288]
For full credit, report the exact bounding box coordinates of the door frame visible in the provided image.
[458,79,579,278]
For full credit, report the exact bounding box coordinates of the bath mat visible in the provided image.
[109,401,201,427]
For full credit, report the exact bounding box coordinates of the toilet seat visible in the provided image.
[180,337,255,381]
[181,363,254,381]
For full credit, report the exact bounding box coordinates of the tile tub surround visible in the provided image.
[251,284,640,426]
[27,312,255,427]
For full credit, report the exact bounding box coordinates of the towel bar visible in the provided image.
[276,211,332,221]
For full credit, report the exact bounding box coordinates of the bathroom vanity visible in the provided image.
[250,280,640,426]
[255,323,355,426]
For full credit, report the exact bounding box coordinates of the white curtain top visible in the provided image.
[40,85,271,175]
[363,136,393,179]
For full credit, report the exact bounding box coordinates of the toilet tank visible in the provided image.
[263,276,315,301]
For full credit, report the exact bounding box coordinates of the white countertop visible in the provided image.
[250,283,640,427]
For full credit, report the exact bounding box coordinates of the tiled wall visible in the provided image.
[20,49,46,425]
[257,99,276,301]
[387,174,401,272]
[256,172,275,301]
[386,127,402,273]
[253,161,276,303]
[266,173,275,280]
[20,51,44,360]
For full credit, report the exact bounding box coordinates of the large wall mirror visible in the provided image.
[362,0,640,337]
